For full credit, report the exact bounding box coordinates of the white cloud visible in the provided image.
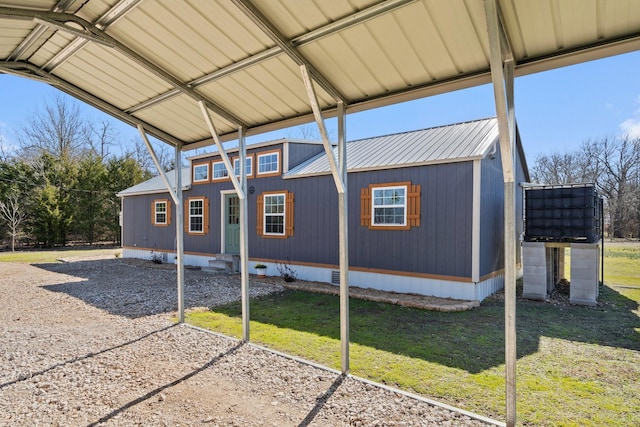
[619,94,640,138]
[620,118,640,139]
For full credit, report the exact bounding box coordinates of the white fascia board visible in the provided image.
[117,185,191,198]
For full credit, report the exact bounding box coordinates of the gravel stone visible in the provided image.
[0,258,499,426]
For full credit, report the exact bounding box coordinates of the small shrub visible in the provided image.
[276,259,296,282]
[150,251,163,264]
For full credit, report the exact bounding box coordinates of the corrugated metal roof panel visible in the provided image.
[116,168,191,197]
[0,20,35,58]
[54,45,173,110]
[197,55,330,126]
[134,94,234,142]
[110,1,273,83]
[1,0,639,148]
[286,117,499,177]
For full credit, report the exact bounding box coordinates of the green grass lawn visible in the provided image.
[0,247,120,263]
[188,244,640,426]
[3,245,637,425]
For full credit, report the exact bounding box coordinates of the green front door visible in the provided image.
[225,194,240,254]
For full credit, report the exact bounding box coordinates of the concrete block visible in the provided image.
[523,243,547,266]
[569,243,600,306]
[523,242,549,300]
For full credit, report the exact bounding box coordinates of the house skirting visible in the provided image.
[122,247,503,302]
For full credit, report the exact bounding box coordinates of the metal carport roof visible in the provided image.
[2,2,639,426]
[1,0,639,150]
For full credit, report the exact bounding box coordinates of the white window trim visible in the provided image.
[189,198,205,233]
[192,163,209,183]
[371,185,407,227]
[257,151,280,176]
[263,193,286,236]
[212,160,229,180]
[154,200,168,225]
[233,157,253,177]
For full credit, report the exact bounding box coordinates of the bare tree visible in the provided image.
[85,120,118,159]
[0,192,26,251]
[290,123,335,141]
[530,151,598,184]
[126,137,174,174]
[17,94,87,162]
[583,136,640,238]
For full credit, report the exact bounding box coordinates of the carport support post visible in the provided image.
[300,65,349,374]
[238,127,250,342]
[137,124,185,322]
[198,101,250,341]
[175,143,185,323]
[485,0,517,426]
[337,101,349,374]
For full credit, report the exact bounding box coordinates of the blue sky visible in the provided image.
[1,50,639,162]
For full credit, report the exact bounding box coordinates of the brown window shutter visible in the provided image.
[184,199,191,233]
[166,200,172,225]
[285,191,294,237]
[151,202,156,224]
[203,197,210,234]
[184,201,189,233]
[408,184,421,227]
[256,195,264,236]
[360,187,371,226]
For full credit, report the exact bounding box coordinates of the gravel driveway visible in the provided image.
[0,258,500,426]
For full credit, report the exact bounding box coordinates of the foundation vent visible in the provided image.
[331,270,340,284]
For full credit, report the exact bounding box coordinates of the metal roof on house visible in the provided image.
[187,138,323,161]
[286,117,500,177]
[2,1,639,150]
[118,118,500,194]
[116,167,190,197]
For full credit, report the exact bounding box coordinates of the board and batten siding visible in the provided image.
[254,162,475,279]
[122,160,477,280]
[286,142,325,171]
[249,174,339,265]
[347,163,474,279]
[478,143,526,278]
[122,193,176,251]
[479,149,505,278]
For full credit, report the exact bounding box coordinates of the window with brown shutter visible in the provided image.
[152,199,171,226]
[184,196,209,235]
[361,182,420,230]
[257,190,294,238]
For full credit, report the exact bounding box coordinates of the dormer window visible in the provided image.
[192,162,209,183]
[257,150,280,177]
[212,160,229,180]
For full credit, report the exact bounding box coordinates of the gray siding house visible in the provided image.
[118,117,529,301]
